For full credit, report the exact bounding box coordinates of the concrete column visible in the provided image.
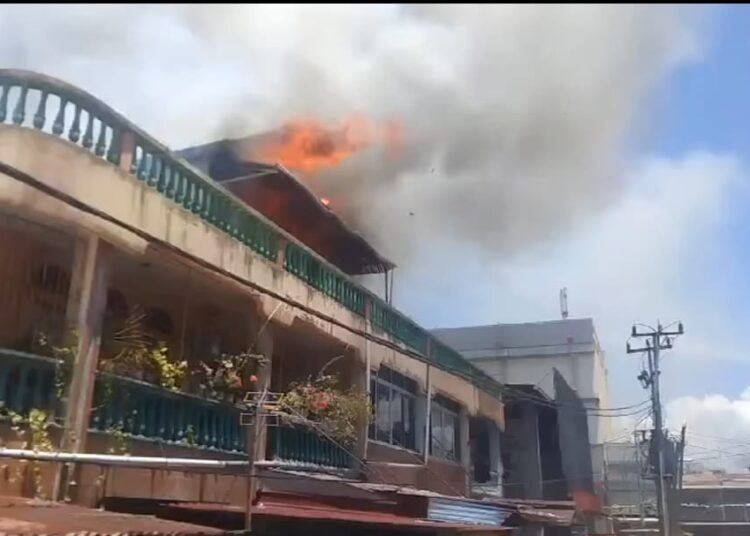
[420,365,432,462]
[519,404,543,536]
[350,347,368,475]
[489,421,503,492]
[253,326,273,461]
[520,402,543,499]
[362,300,373,462]
[459,407,471,493]
[420,342,433,462]
[118,130,136,172]
[55,235,112,500]
[245,320,273,532]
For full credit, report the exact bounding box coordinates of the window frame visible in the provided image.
[369,367,418,450]
[430,395,461,462]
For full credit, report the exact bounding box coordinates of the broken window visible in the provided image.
[430,394,461,461]
[369,366,417,450]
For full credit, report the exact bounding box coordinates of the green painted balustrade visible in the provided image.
[431,340,502,398]
[0,69,505,401]
[0,349,58,417]
[370,300,429,354]
[284,241,366,315]
[269,424,349,469]
[0,70,279,264]
[89,372,246,453]
[0,351,352,465]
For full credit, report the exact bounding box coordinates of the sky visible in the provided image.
[1,4,750,468]
[392,4,750,468]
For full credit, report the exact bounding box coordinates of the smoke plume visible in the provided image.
[0,5,701,264]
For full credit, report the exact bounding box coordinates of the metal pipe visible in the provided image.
[0,449,250,470]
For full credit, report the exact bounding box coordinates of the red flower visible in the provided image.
[315,397,329,410]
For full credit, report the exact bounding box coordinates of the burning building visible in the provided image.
[177,134,395,277]
[0,69,589,535]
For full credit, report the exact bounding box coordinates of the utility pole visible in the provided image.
[677,425,686,490]
[633,430,645,526]
[627,321,684,536]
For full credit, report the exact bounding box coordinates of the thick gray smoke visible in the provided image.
[0,5,700,264]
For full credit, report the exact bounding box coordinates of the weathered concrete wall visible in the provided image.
[77,433,248,508]
[0,125,365,350]
[366,459,468,497]
[0,422,249,508]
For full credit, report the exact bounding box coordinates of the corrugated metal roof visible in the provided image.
[432,318,598,359]
[427,497,512,527]
[253,492,515,533]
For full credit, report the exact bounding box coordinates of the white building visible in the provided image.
[433,318,611,447]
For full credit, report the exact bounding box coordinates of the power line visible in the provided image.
[501,385,651,416]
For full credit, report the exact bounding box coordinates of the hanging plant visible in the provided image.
[36,330,78,403]
[0,407,54,499]
[276,374,371,445]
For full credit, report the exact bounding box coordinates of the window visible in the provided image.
[430,394,461,461]
[369,366,417,450]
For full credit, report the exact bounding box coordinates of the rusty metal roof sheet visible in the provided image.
[513,505,577,526]
[0,496,222,535]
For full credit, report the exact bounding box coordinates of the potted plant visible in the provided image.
[276,374,371,445]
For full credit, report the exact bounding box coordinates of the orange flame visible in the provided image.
[254,115,403,173]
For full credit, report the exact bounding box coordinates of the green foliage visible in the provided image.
[106,424,129,455]
[181,424,198,448]
[99,306,187,391]
[28,409,53,453]
[37,330,78,401]
[197,351,266,403]
[277,374,371,444]
[0,407,53,499]
[148,343,187,391]
[198,356,243,402]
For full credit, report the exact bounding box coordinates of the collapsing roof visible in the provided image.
[177,138,395,276]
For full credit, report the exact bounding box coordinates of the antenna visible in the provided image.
[560,288,569,319]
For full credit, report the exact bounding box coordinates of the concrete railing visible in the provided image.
[0,349,58,417]
[0,349,247,453]
[89,372,246,453]
[268,424,350,469]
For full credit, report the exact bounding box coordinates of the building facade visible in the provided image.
[433,319,611,446]
[433,318,612,516]
[0,69,533,534]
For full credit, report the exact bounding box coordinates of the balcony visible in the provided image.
[0,349,356,471]
[268,425,349,469]
[0,70,511,505]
